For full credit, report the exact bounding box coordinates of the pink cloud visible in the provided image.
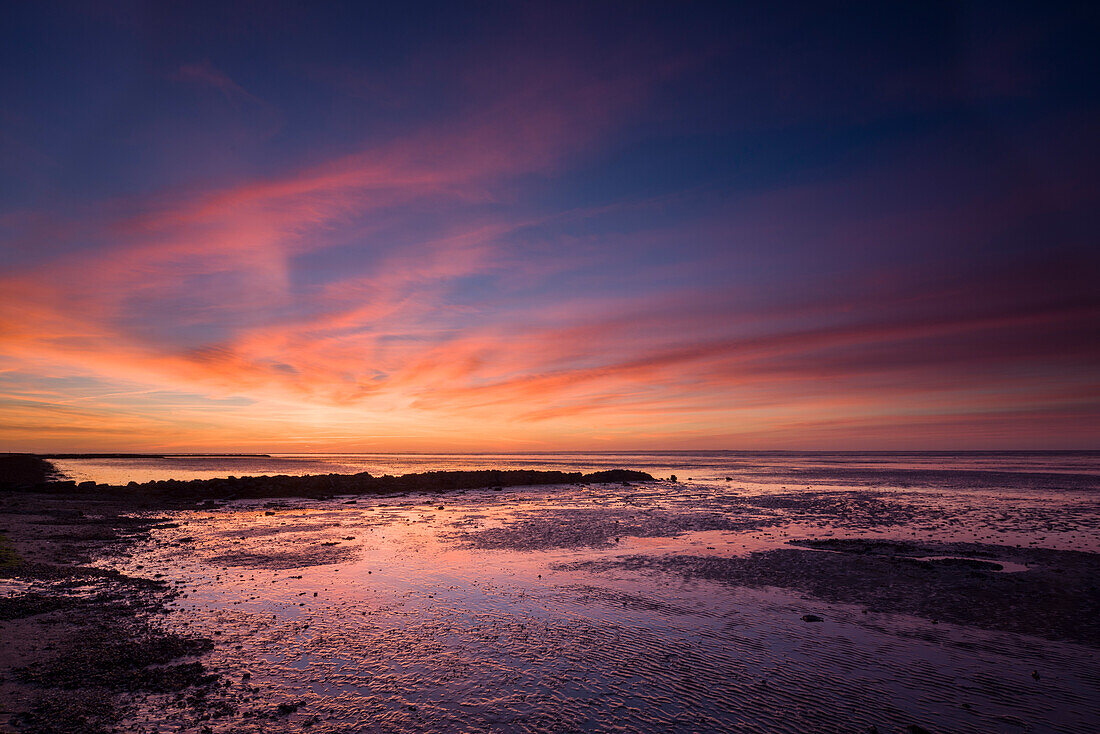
[1,39,1097,450]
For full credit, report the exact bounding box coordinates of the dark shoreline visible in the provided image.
[0,455,60,487]
[1,454,654,503]
[0,491,215,732]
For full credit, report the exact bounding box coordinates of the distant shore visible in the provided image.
[40,453,274,459]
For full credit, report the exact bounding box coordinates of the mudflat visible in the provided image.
[2,455,1099,732]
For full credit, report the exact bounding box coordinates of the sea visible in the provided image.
[48,449,1100,490]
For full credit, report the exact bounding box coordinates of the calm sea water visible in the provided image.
[49,450,1100,490]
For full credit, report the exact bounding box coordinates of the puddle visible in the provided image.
[0,578,33,597]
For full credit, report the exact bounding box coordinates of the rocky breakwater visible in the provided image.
[8,460,655,503]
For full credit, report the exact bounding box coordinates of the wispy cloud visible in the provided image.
[1,5,1097,450]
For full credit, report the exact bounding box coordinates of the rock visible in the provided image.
[801,614,823,622]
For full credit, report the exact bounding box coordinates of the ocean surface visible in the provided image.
[55,452,1100,731]
[50,449,1100,490]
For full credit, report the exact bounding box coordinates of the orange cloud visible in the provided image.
[2,39,1097,452]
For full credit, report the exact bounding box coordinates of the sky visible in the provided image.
[0,1,1098,452]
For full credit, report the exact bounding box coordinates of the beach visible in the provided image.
[5,2,1097,731]
[2,452,1099,732]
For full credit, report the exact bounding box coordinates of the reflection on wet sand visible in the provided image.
[100,475,1100,733]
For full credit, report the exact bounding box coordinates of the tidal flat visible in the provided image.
[2,454,1099,732]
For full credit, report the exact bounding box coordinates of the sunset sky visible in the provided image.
[1,2,1097,452]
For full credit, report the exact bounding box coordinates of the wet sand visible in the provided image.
[2,460,1099,732]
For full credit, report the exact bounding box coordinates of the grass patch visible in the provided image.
[0,531,22,568]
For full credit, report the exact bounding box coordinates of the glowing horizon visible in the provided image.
[1,3,1097,453]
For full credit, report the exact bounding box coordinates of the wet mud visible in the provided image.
[3,455,1100,733]
[458,506,775,550]
[565,538,1100,645]
[0,493,218,733]
[206,545,359,570]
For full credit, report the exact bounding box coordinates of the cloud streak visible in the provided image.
[1,4,1097,450]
